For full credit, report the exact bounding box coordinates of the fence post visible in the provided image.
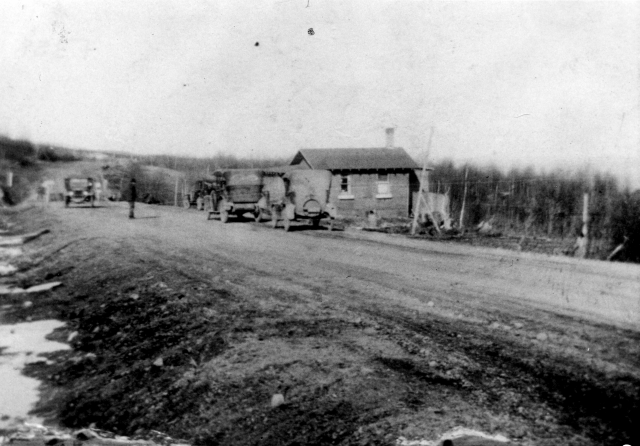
[174,178,179,207]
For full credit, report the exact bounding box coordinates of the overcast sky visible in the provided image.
[1,1,638,185]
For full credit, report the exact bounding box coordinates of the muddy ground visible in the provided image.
[1,201,638,446]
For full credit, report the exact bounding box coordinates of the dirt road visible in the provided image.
[3,202,639,445]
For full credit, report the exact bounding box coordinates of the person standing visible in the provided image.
[128,178,137,219]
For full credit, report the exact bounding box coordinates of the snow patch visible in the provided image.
[0,320,69,430]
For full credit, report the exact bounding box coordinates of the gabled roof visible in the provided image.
[291,148,419,170]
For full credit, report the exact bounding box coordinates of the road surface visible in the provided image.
[6,201,639,445]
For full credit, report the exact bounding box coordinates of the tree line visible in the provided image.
[428,160,640,262]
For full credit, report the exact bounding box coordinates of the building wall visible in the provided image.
[329,171,411,218]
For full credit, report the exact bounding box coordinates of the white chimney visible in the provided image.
[385,128,395,149]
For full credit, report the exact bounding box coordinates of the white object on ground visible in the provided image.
[0,263,17,275]
[396,426,509,446]
[0,282,62,295]
[270,393,285,408]
[0,247,23,259]
[0,229,50,247]
[25,282,62,293]
[0,282,62,294]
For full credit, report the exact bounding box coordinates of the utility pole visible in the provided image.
[576,166,593,259]
[459,166,468,229]
[580,191,590,257]
[174,178,179,207]
[493,183,499,217]
[510,176,515,228]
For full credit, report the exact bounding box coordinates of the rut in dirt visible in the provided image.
[362,306,639,445]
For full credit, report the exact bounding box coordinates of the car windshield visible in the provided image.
[226,171,262,186]
[69,179,89,189]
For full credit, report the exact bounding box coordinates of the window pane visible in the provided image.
[377,182,390,194]
[340,175,349,192]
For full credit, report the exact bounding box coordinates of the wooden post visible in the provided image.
[411,128,434,235]
[607,236,627,261]
[493,183,499,219]
[411,128,441,235]
[510,177,515,229]
[582,191,589,256]
[459,166,468,229]
[174,178,179,207]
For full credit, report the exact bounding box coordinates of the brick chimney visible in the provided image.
[385,128,395,149]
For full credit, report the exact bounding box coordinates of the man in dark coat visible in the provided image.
[129,178,137,219]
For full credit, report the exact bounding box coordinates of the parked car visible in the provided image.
[183,178,217,210]
[255,172,287,222]
[64,177,96,208]
[205,169,264,222]
[260,170,337,231]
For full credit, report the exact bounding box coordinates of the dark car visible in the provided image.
[205,169,264,222]
[64,177,96,208]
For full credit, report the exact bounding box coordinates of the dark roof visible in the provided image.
[291,148,419,170]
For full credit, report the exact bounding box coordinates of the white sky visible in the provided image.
[1,1,639,186]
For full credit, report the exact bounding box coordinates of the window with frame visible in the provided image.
[376,173,392,198]
[338,174,354,199]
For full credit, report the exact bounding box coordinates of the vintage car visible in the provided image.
[205,169,264,222]
[183,178,217,210]
[259,169,337,231]
[64,177,96,208]
[254,172,287,222]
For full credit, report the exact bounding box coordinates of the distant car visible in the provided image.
[64,177,96,208]
[183,178,217,210]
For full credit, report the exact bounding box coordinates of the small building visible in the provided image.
[289,130,422,218]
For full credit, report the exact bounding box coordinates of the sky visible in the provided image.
[1,0,639,186]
